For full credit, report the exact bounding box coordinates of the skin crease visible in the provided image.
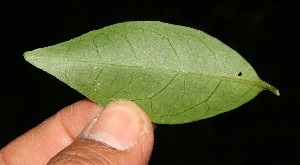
[0,99,154,165]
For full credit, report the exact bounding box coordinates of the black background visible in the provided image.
[1,0,299,164]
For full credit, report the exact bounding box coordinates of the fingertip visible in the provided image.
[84,100,154,151]
[49,100,154,165]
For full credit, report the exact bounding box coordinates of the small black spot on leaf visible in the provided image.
[237,72,242,77]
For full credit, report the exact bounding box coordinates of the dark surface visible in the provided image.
[1,0,299,164]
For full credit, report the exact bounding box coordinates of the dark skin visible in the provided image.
[0,99,154,165]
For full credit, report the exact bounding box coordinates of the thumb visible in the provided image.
[48,100,154,165]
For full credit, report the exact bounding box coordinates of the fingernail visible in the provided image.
[84,101,144,150]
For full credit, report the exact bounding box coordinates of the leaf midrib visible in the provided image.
[26,55,277,93]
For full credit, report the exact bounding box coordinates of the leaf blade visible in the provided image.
[24,21,279,124]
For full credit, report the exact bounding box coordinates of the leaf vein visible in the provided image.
[150,73,179,98]
[162,80,223,118]
[224,85,255,110]
[92,35,102,61]
[166,38,180,59]
[110,72,136,98]
[111,31,137,60]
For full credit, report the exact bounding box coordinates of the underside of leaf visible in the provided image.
[24,21,279,124]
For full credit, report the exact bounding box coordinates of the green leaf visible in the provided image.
[24,21,279,124]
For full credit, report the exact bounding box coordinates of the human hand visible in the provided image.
[0,99,154,164]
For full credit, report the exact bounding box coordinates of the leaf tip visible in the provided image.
[23,51,32,62]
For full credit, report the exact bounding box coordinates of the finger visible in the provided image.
[0,99,102,165]
[48,100,154,165]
